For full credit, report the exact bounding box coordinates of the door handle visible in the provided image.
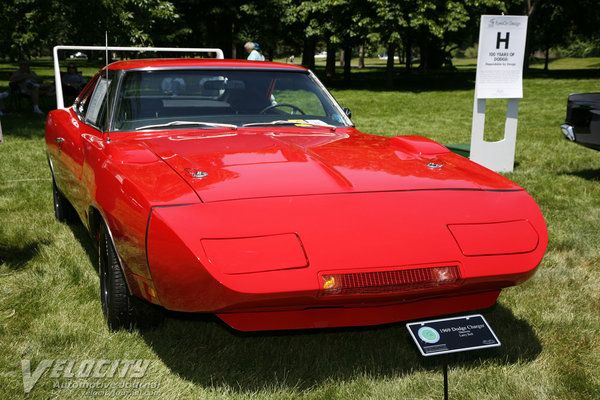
[54,137,65,155]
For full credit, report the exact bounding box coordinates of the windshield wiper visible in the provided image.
[242,120,336,131]
[136,121,238,131]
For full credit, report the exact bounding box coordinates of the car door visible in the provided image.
[51,71,113,218]
[48,74,97,212]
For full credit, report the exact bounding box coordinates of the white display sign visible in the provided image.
[475,15,528,99]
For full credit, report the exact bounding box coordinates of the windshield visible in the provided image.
[113,69,350,131]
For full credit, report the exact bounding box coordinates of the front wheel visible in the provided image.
[98,223,163,331]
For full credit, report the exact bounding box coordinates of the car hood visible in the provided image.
[140,128,520,202]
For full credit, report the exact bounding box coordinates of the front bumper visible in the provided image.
[560,123,576,141]
[217,290,501,331]
[144,190,547,330]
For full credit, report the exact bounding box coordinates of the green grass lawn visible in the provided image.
[1,58,599,399]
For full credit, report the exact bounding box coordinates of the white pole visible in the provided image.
[53,46,65,109]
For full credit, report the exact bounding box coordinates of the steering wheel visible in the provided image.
[259,103,306,115]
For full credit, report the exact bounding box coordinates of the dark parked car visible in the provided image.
[560,93,600,151]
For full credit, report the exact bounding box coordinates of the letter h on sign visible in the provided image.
[496,32,510,49]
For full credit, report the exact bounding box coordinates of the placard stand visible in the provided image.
[443,356,449,400]
[406,314,501,400]
[469,98,520,172]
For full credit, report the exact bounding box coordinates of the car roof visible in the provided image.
[107,58,308,71]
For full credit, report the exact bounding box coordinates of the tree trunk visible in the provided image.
[404,38,412,72]
[419,36,445,70]
[343,45,352,82]
[358,44,365,69]
[385,42,396,88]
[523,36,532,75]
[326,41,336,78]
[544,46,549,71]
[522,0,536,75]
[231,22,236,59]
[302,39,316,70]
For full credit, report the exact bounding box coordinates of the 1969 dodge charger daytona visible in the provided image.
[45,56,547,332]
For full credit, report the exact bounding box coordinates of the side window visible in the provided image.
[74,74,99,119]
[85,77,111,127]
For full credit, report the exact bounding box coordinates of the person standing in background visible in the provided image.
[245,42,265,61]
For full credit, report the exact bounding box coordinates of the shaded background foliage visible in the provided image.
[0,0,598,72]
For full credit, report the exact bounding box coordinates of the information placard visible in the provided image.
[406,314,500,357]
[475,15,528,99]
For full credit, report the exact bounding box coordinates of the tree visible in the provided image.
[325,0,373,81]
[368,0,409,86]
[507,0,600,71]
[239,0,296,61]
[0,0,70,59]
[368,0,508,86]
[2,0,598,79]
[0,0,179,60]
[293,0,332,71]
[413,0,511,70]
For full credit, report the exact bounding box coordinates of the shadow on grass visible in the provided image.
[68,222,98,269]
[564,168,600,182]
[0,112,50,139]
[136,303,540,392]
[317,68,476,93]
[59,211,98,272]
[525,68,600,80]
[0,240,51,270]
[314,66,600,93]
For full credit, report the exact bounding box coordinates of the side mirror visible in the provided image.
[342,107,352,120]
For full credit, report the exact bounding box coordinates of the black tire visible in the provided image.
[52,178,69,222]
[98,223,163,331]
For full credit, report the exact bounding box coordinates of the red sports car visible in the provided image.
[45,57,547,331]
